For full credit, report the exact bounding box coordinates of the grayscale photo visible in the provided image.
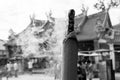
[0,0,120,80]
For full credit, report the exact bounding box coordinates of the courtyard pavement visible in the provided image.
[1,73,120,80]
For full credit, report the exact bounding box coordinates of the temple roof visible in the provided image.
[75,11,112,41]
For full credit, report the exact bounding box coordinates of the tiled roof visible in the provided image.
[75,11,112,41]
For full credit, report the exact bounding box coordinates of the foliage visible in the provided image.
[94,0,119,11]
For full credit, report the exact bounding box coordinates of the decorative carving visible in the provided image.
[68,9,75,34]
[95,18,105,33]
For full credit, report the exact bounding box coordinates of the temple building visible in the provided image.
[75,10,116,69]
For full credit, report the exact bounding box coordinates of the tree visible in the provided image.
[94,0,119,11]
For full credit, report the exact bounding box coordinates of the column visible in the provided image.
[109,43,115,70]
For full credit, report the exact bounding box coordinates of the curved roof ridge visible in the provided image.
[16,19,47,37]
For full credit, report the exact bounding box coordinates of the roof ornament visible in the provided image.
[45,10,54,23]
[75,5,88,33]
[81,4,88,16]
[8,28,16,40]
[95,18,105,32]
[29,14,35,26]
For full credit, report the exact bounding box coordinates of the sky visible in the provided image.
[0,0,120,40]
